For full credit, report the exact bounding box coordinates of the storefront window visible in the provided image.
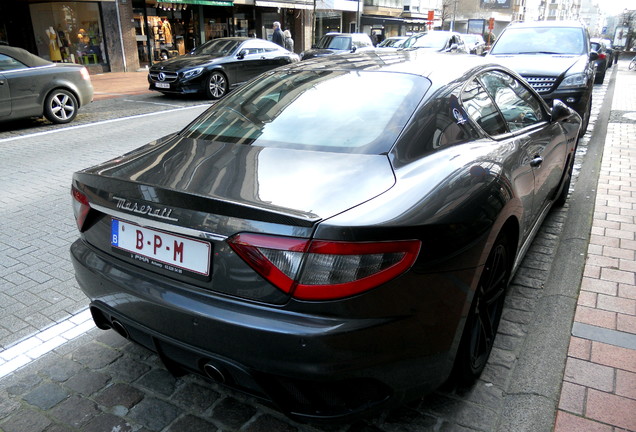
[30,2,106,65]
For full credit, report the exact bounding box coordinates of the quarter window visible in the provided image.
[479,71,545,131]
[461,79,507,136]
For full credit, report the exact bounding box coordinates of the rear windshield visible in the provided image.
[490,27,586,55]
[318,35,351,50]
[181,70,429,154]
[191,39,241,56]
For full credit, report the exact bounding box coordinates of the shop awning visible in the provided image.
[255,0,314,9]
[158,0,234,6]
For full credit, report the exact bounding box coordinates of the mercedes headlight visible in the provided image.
[182,67,204,80]
[557,72,587,89]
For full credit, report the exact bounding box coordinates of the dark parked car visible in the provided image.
[590,38,611,83]
[600,38,615,65]
[0,45,93,124]
[486,21,597,136]
[463,33,486,55]
[148,37,299,99]
[401,31,468,53]
[71,51,579,420]
[377,36,408,48]
[299,32,374,60]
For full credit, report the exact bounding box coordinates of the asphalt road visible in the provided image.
[0,76,614,432]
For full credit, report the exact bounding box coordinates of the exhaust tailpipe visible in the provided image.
[111,319,129,339]
[203,362,226,383]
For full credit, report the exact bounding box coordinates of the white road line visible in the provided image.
[122,99,186,107]
[0,104,210,144]
[0,308,93,379]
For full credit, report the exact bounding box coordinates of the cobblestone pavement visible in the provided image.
[0,65,621,432]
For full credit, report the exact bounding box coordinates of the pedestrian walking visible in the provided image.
[272,21,284,47]
[283,29,294,52]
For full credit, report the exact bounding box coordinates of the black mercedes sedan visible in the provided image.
[0,45,93,124]
[72,51,580,420]
[148,37,299,99]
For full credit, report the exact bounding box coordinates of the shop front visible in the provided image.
[133,0,238,68]
[29,1,108,67]
[360,15,404,43]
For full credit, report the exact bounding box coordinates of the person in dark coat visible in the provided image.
[272,21,284,47]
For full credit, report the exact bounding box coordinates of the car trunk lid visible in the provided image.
[73,135,395,302]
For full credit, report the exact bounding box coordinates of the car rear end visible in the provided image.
[70,59,477,419]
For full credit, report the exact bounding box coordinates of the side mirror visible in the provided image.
[589,51,599,61]
[237,50,246,60]
[551,100,571,123]
[351,46,357,53]
[446,43,459,52]
[311,44,317,49]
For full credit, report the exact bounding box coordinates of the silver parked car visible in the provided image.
[0,45,93,124]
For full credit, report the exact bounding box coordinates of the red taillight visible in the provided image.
[228,233,421,301]
[71,186,90,231]
[598,53,606,60]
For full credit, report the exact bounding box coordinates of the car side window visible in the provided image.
[396,86,480,160]
[479,71,545,132]
[461,78,508,136]
[0,54,27,72]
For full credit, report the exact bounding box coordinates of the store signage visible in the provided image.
[480,0,511,9]
[164,0,234,6]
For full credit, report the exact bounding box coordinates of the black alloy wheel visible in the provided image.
[455,232,511,384]
[206,71,228,100]
[44,89,78,124]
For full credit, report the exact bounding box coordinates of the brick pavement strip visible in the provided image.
[0,65,629,431]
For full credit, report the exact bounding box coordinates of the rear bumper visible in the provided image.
[70,238,464,419]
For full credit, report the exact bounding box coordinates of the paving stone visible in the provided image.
[72,342,122,369]
[0,408,52,432]
[127,396,180,431]
[165,414,220,432]
[94,382,144,409]
[212,397,258,430]
[136,368,177,396]
[50,395,100,428]
[81,413,136,432]
[170,380,221,411]
[65,369,110,396]
[107,355,151,382]
[23,382,69,410]
[4,372,43,396]
[40,357,83,382]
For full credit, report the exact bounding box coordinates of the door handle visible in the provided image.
[530,156,543,167]
[0,80,4,85]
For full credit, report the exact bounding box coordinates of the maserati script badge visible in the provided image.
[113,196,178,222]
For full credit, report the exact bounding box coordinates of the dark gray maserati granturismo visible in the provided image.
[71,50,581,420]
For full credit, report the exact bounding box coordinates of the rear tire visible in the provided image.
[453,232,511,384]
[43,89,78,124]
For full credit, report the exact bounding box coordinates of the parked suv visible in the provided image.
[300,33,374,60]
[486,21,598,135]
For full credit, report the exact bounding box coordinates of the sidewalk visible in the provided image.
[554,61,636,431]
[89,70,151,101]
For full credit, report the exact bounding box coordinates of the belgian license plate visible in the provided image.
[155,82,170,89]
[111,219,210,277]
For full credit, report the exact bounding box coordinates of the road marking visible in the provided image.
[123,99,187,108]
[0,104,210,144]
[0,308,92,379]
